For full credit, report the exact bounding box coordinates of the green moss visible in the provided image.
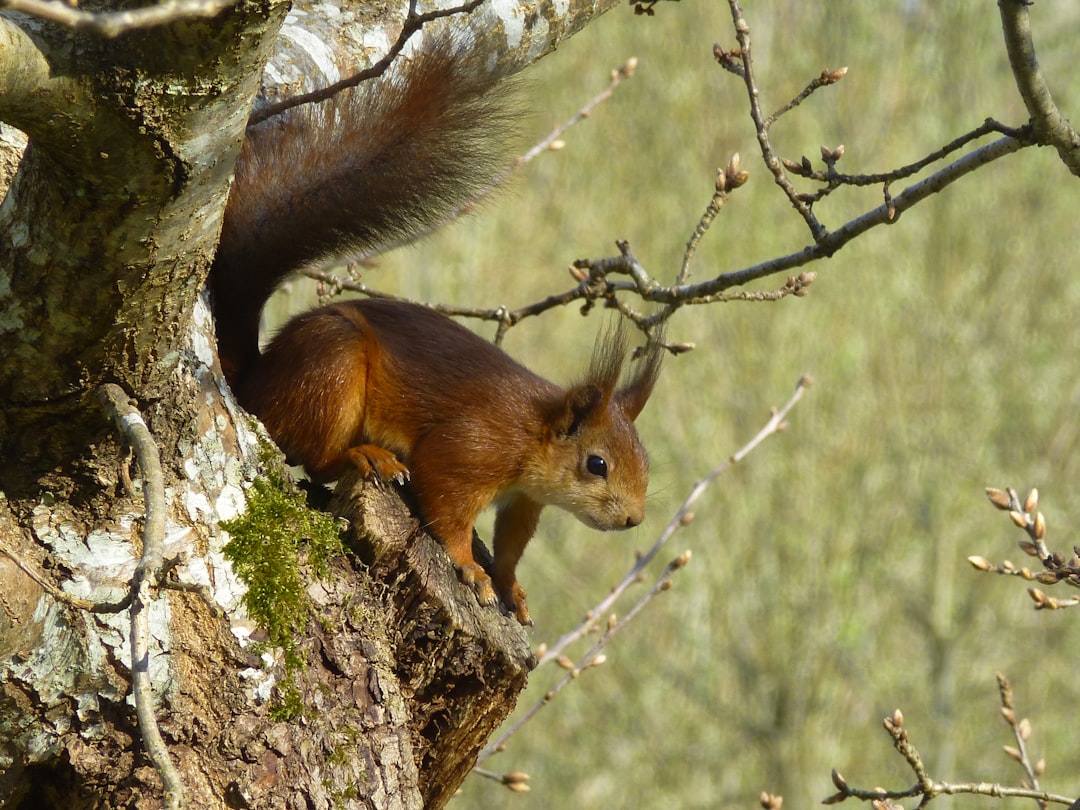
[221,452,344,719]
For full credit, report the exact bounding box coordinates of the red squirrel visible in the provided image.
[210,38,662,624]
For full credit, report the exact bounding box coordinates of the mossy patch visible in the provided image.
[221,452,343,720]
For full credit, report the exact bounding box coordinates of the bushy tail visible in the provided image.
[211,39,516,384]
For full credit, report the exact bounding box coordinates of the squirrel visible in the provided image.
[210,37,663,625]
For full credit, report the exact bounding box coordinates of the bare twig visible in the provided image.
[997,673,1049,809]
[0,539,132,614]
[781,118,1029,189]
[973,486,1080,609]
[764,66,848,128]
[517,57,637,168]
[248,0,485,126]
[823,705,1075,807]
[726,0,826,240]
[677,152,750,285]
[0,0,237,37]
[97,384,186,810]
[477,550,690,768]
[305,114,1020,339]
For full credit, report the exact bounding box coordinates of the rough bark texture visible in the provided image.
[329,473,535,809]
[0,0,617,806]
[0,461,533,809]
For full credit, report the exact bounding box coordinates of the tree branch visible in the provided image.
[823,702,1075,808]
[0,0,239,37]
[97,384,186,810]
[998,0,1080,176]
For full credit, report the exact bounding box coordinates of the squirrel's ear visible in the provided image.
[549,384,604,437]
[616,334,663,421]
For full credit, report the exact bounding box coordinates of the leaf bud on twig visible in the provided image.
[821,66,848,84]
[1023,488,1039,513]
[1017,717,1032,741]
[985,487,1012,510]
[724,152,749,189]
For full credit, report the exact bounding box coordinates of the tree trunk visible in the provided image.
[0,0,619,806]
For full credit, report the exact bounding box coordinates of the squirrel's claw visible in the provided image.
[461,564,498,608]
[461,564,532,624]
[344,444,410,484]
[497,580,532,626]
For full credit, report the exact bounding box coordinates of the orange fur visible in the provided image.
[238,300,661,624]
[211,40,663,623]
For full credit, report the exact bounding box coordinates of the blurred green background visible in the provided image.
[271,1,1080,806]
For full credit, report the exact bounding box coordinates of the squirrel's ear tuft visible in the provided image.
[616,330,663,421]
[585,320,628,398]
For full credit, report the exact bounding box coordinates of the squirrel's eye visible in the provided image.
[586,455,608,479]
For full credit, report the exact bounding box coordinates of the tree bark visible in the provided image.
[0,0,618,806]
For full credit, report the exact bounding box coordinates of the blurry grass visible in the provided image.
[268,1,1080,806]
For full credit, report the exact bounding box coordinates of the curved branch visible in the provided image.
[0,0,239,37]
[998,0,1080,175]
[96,384,186,810]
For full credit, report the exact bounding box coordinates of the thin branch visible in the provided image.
[0,0,238,37]
[998,0,1080,176]
[691,133,1026,296]
[726,0,825,240]
[477,550,689,767]
[676,152,750,285]
[0,539,133,614]
[304,117,1023,341]
[516,57,637,167]
[997,673,1048,810]
[763,66,849,128]
[247,0,484,126]
[824,706,1075,807]
[974,486,1080,609]
[97,384,186,810]
[782,118,1029,190]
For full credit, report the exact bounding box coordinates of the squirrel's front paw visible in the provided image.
[460,565,531,624]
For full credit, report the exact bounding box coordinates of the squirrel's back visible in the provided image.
[236,298,561,482]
